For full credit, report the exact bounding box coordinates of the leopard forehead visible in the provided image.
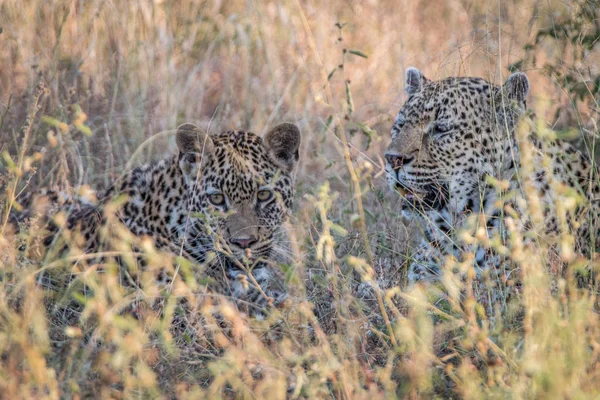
[202,130,292,202]
[399,77,494,126]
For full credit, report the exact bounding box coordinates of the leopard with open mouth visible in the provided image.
[385,67,599,284]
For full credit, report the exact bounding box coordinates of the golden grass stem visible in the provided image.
[294,0,398,349]
[1,80,45,236]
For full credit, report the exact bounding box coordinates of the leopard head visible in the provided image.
[176,122,301,264]
[385,67,530,216]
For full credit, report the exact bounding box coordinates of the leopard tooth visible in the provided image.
[396,185,408,196]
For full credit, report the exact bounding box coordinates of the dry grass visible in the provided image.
[1,0,600,398]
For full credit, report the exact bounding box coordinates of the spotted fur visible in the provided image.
[17,122,301,314]
[385,68,599,283]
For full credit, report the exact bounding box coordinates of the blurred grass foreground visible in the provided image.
[1,0,600,398]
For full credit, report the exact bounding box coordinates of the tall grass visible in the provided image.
[1,0,599,398]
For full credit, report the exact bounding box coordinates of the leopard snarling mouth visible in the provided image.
[393,181,425,201]
[392,179,449,211]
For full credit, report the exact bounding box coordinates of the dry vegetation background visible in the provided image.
[1,0,600,398]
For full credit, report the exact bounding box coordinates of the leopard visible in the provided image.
[13,122,302,315]
[384,67,600,285]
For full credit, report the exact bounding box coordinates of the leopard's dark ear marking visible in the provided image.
[264,123,301,173]
[176,123,213,155]
[405,67,429,95]
[503,72,530,103]
[176,123,213,179]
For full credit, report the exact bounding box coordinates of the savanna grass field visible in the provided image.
[1,0,600,398]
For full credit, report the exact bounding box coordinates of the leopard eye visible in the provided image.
[431,122,454,138]
[257,189,273,202]
[208,193,225,206]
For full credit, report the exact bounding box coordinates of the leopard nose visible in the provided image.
[385,153,414,169]
[230,235,258,249]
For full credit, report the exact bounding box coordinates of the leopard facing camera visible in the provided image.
[14,122,302,317]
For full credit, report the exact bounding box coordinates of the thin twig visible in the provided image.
[1,80,46,235]
[294,0,398,348]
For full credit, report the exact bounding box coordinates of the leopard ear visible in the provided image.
[502,72,530,103]
[176,123,213,155]
[405,67,428,95]
[264,123,301,173]
[176,123,213,178]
